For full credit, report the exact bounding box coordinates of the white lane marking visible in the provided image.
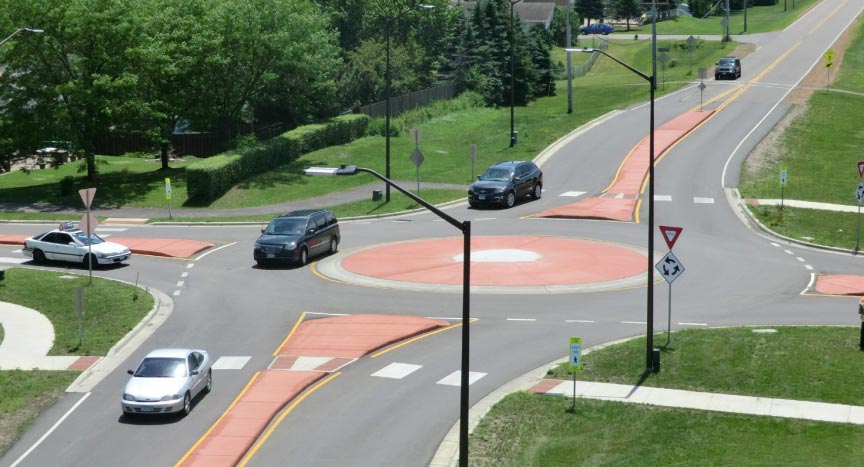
[560,191,586,197]
[805,265,813,270]
[291,356,333,371]
[372,363,422,379]
[614,193,625,199]
[94,227,126,232]
[437,371,487,387]
[565,319,595,323]
[195,242,236,261]
[181,272,189,278]
[802,273,816,295]
[679,322,708,326]
[173,290,181,297]
[621,321,646,325]
[10,392,91,467]
[770,242,781,247]
[212,356,251,370]
[186,263,195,269]
[654,195,672,201]
[784,250,793,255]
[796,257,805,262]
[507,318,536,322]
[176,281,184,287]
[693,197,715,204]
[0,257,29,264]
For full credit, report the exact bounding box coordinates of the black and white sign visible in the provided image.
[856,180,864,205]
[656,251,685,284]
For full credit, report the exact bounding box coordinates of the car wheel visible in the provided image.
[204,370,212,394]
[83,253,97,268]
[298,247,308,266]
[531,183,542,200]
[469,202,478,208]
[182,392,192,416]
[33,249,46,263]
[505,191,516,208]
[715,74,720,80]
[329,237,338,255]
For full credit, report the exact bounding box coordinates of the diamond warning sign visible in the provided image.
[659,225,683,250]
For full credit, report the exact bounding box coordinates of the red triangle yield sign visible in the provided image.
[858,161,864,179]
[659,225,683,250]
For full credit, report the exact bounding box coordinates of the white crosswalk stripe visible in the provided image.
[0,256,29,264]
[372,363,422,379]
[693,197,715,204]
[212,356,251,370]
[654,195,672,201]
[436,371,487,387]
[559,191,586,197]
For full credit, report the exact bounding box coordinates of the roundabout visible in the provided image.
[315,235,655,294]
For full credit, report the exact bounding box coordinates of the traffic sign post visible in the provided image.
[779,166,788,222]
[165,178,173,220]
[856,173,864,251]
[409,129,424,195]
[824,49,835,93]
[656,226,685,347]
[568,337,582,411]
[78,188,97,284]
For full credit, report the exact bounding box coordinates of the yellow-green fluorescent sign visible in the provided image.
[165,178,172,200]
[824,49,835,68]
[779,166,788,187]
[569,337,582,372]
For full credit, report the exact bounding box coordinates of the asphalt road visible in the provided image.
[2,1,864,466]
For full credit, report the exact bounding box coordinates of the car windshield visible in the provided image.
[719,58,736,65]
[134,357,187,378]
[264,218,306,235]
[479,168,513,182]
[71,231,105,245]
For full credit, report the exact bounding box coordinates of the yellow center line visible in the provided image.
[174,371,263,467]
[809,0,848,35]
[370,318,479,359]
[273,312,307,357]
[237,372,342,467]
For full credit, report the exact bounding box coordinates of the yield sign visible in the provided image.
[79,188,96,209]
[857,161,864,179]
[659,225,683,250]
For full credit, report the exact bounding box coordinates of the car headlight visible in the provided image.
[283,242,296,251]
[123,394,136,401]
[494,186,506,193]
[160,394,182,401]
[255,242,262,249]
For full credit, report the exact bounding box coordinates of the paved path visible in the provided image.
[0,301,95,370]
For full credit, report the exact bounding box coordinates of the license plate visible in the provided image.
[479,194,485,200]
[267,253,275,259]
[138,406,155,412]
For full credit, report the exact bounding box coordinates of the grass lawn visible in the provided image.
[470,327,864,466]
[624,0,820,37]
[0,268,154,355]
[739,19,864,249]
[0,268,154,458]
[0,41,734,221]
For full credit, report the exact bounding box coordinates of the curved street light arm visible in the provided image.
[0,28,43,48]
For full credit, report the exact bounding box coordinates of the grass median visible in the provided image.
[470,326,864,466]
[0,268,154,457]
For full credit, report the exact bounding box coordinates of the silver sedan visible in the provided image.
[121,348,212,417]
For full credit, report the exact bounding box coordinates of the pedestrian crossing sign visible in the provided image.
[569,337,582,372]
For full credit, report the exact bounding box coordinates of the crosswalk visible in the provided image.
[557,192,716,204]
[213,355,489,387]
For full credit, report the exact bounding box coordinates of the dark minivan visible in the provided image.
[254,210,339,266]
[468,161,543,208]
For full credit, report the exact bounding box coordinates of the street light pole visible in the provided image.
[385,19,393,202]
[509,0,521,147]
[566,0,573,114]
[304,164,473,466]
[0,28,44,48]
[566,40,657,372]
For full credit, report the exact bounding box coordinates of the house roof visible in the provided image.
[455,1,557,30]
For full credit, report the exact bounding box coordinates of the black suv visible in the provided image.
[714,56,741,80]
[254,210,339,266]
[468,161,543,208]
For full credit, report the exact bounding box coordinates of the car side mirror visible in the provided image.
[69,242,76,246]
[307,228,316,235]
[261,228,265,233]
[476,175,481,180]
[190,370,199,376]
[127,369,134,375]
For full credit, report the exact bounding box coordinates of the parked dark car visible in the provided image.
[253,210,339,266]
[714,56,741,80]
[580,22,614,35]
[468,161,543,209]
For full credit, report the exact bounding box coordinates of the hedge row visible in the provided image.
[186,114,370,201]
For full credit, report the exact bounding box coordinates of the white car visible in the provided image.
[122,348,212,416]
[22,227,131,266]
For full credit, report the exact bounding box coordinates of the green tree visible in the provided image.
[575,0,605,25]
[610,0,643,30]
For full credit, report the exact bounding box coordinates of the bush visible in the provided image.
[59,176,75,196]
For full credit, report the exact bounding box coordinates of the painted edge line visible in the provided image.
[173,371,263,467]
[273,312,307,357]
[237,372,342,467]
[370,319,478,359]
[10,392,91,467]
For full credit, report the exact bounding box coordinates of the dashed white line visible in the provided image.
[181,272,189,278]
[621,321,646,325]
[784,249,793,255]
[693,197,715,204]
[176,281,184,287]
[560,191,586,197]
[770,242,781,247]
[796,257,805,262]
[173,290,181,297]
[805,265,813,270]
[678,322,708,326]
[186,263,195,269]
[565,319,595,323]
[654,195,672,201]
